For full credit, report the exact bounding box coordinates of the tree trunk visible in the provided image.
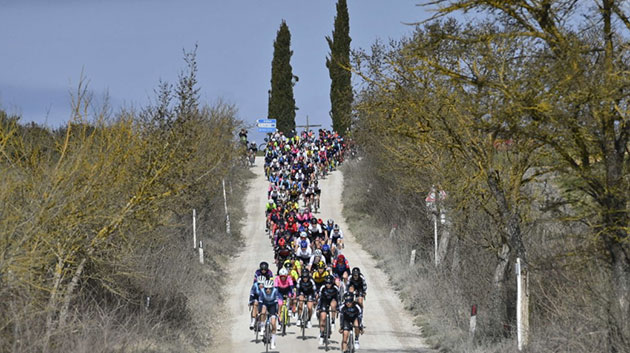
[58,257,87,328]
[610,242,630,351]
[492,243,511,337]
[436,214,450,267]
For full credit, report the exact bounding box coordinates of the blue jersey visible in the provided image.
[258,288,282,306]
[250,282,263,298]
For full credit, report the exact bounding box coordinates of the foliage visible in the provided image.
[326,0,353,135]
[268,20,297,135]
[349,1,630,349]
[0,50,247,352]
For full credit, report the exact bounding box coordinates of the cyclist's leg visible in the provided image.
[331,299,338,324]
[269,304,277,331]
[341,317,352,351]
[307,296,314,319]
[318,304,326,336]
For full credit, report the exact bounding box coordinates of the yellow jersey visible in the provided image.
[312,270,330,284]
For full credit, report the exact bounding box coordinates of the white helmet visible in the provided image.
[256,276,266,284]
[264,280,274,289]
[314,249,322,257]
[279,268,289,276]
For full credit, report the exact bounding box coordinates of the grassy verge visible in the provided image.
[341,160,518,353]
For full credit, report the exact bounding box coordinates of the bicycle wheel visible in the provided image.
[265,320,271,352]
[348,330,355,353]
[281,304,287,336]
[259,143,267,151]
[301,301,308,340]
[325,311,330,351]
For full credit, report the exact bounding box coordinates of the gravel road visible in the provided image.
[213,157,432,353]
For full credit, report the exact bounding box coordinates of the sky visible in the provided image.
[0,0,432,140]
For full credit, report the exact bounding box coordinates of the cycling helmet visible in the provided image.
[324,275,334,284]
[318,219,323,224]
[322,244,330,252]
[352,267,361,276]
[300,231,308,238]
[301,269,310,278]
[314,249,322,256]
[334,224,340,230]
[264,280,274,289]
[284,261,292,269]
[279,268,289,276]
[260,262,269,271]
[343,292,354,303]
[256,276,266,283]
[327,218,334,225]
[300,240,308,248]
[317,261,326,270]
[278,238,286,247]
[337,254,345,262]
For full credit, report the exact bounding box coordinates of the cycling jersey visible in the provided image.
[348,273,367,296]
[297,278,317,296]
[274,276,294,303]
[340,303,363,331]
[332,259,350,277]
[312,270,330,284]
[258,288,282,316]
[330,230,344,245]
[254,269,274,283]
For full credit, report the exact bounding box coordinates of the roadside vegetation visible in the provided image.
[343,1,630,352]
[0,49,251,353]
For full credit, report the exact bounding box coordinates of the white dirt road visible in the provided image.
[213,157,432,353]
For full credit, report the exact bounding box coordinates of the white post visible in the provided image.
[433,214,438,267]
[469,304,477,347]
[198,240,204,264]
[192,209,197,249]
[222,179,231,235]
[516,257,529,351]
[410,249,416,266]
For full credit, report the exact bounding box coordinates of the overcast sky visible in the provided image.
[0,0,431,138]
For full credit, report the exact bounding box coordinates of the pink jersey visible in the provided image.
[274,276,295,305]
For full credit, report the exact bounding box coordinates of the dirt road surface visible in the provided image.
[214,157,432,353]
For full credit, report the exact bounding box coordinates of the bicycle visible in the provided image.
[299,298,310,340]
[342,324,364,353]
[263,315,272,352]
[279,295,290,336]
[321,306,332,351]
[344,327,355,353]
[253,312,262,343]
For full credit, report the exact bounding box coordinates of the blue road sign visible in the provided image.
[257,119,276,125]
[258,127,276,133]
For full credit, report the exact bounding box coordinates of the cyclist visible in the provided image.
[296,270,317,328]
[296,240,312,266]
[258,280,281,349]
[321,244,334,266]
[330,224,344,251]
[254,261,274,282]
[274,238,293,272]
[339,292,363,351]
[238,128,248,146]
[348,267,367,308]
[317,275,339,345]
[332,254,351,288]
[312,261,330,292]
[274,268,295,330]
[308,249,327,271]
[249,275,265,330]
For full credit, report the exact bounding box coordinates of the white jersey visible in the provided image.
[296,238,312,251]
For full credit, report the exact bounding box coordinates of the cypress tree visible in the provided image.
[268,20,297,135]
[326,0,352,135]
